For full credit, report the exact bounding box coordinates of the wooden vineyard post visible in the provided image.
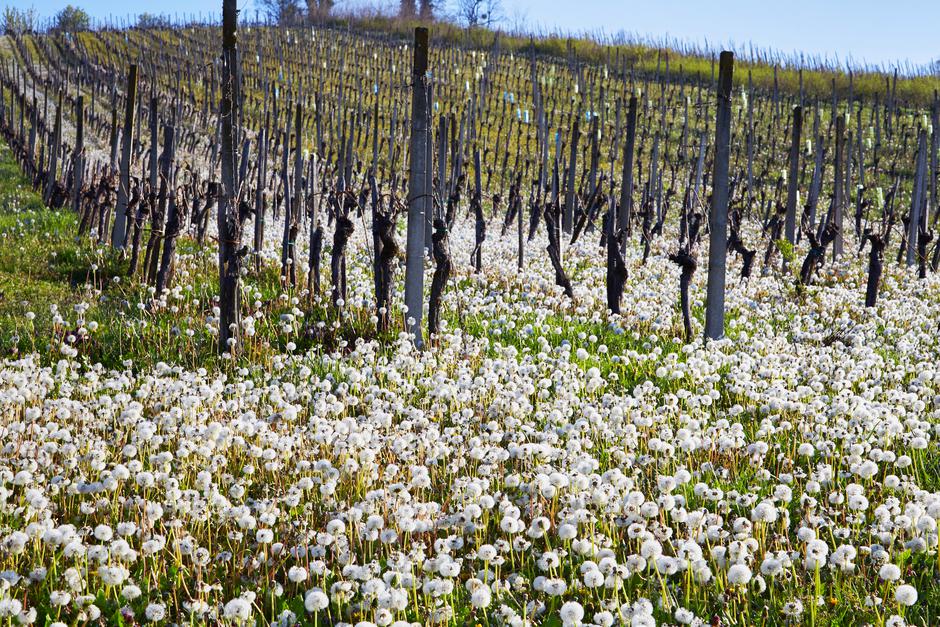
[254,122,267,274]
[746,72,755,211]
[404,26,430,348]
[72,95,84,216]
[112,63,138,249]
[109,104,119,170]
[423,88,434,252]
[704,51,733,342]
[906,130,928,267]
[148,94,158,196]
[618,95,637,246]
[931,92,939,221]
[44,100,61,207]
[785,105,802,245]
[564,115,579,234]
[807,106,824,234]
[218,0,243,354]
[293,99,303,245]
[833,115,845,259]
[279,109,293,281]
[155,125,181,298]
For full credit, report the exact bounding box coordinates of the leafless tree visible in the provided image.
[258,0,303,25]
[305,0,334,21]
[418,0,434,19]
[399,0,417,18]
[452,0,501,27]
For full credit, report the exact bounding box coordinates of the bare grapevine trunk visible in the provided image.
[606,207,627,314]
[427,219,451,337]
[670,250,697,341]
[471,147,485,272]
[371,176,398,334]
[145,125,175,284]
[865,234,885,307]
[330,209,355,310]
[156,169,186,298]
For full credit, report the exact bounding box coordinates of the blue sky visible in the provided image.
[18,0,940,70]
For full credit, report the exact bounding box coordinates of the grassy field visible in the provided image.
[325,14,940,106]
[1,131,940,624]
[1,12,940,626]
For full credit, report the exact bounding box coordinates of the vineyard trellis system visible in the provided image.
[0,7,939,353]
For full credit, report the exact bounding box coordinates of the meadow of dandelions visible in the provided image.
[0,198,939,627]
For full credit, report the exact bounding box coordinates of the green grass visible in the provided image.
[0,137,686,403]
[0,141,391,371]
[0,136,671,383]
[1,141,939,626]
[0,143,90,354]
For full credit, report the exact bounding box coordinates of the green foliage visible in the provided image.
[0,141,390,371]
[776,238,795,264]
[53,4,91,33]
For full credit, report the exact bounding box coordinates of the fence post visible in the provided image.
[218,0,242,353]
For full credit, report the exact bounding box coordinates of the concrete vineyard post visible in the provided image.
[704,51,733,342]
[785,105,802,244]
[404,26,430,348]
[112,64,138,248]
[833,115,845,259]
[72,95,83,216]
